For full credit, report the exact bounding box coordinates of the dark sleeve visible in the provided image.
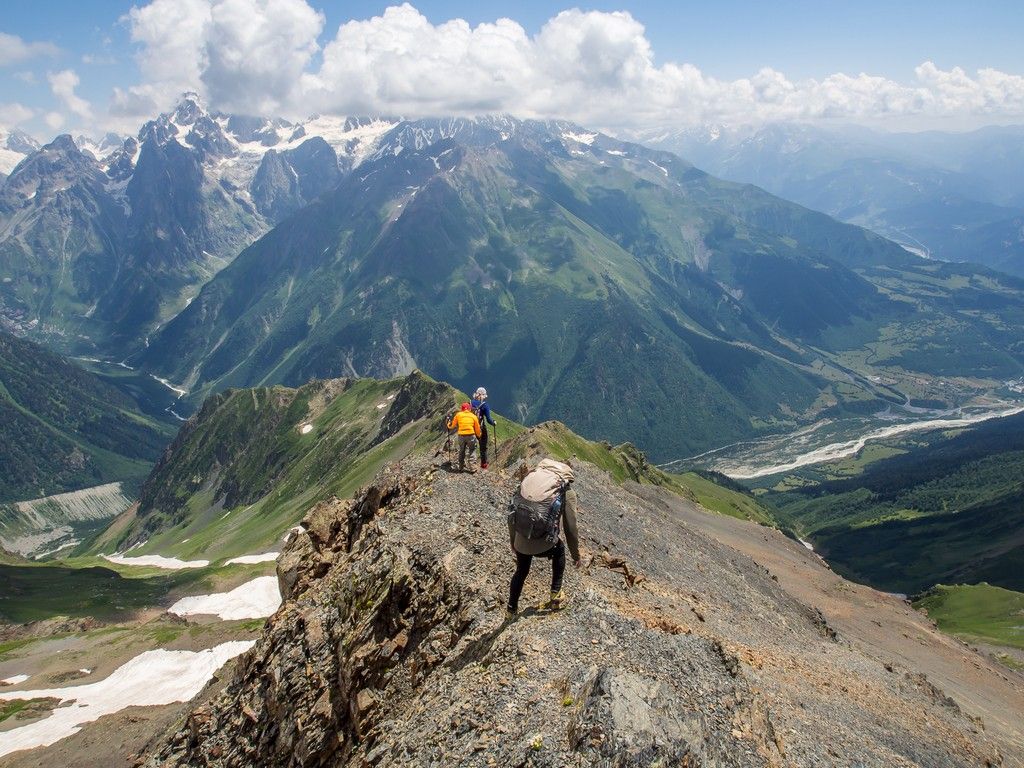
[562,488,580,562]
[507,511,516,549]
[484,403,496,425]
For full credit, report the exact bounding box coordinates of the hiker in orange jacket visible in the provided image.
[447,402,482,472]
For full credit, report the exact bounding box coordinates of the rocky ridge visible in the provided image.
[144,432,1014,766]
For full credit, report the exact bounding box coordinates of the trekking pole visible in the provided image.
[494,421,499,462]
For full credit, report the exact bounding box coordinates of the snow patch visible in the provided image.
[225,552,279,565]
[168,576,281,620]
[300,423,313,434]
[2,674,29,685]
[648,159,669,176]
[562,131,597,145]
[0,642,254,757]
[149,374,188,398]
[102,554,209,570]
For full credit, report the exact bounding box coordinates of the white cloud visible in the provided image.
[48,69,93,121]
[82,53,118,66]
[203,0,323,114]
[0,32,59,67]
[113,0,211,120]
[95,2,1024,131]
[44,111,64,130]
[0,102,34,126]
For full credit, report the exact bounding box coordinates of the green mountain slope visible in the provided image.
[137,118,1024,462]
[915,583,1024,653]
[0,332,172,502]
[90,371,773,563]
[757,410,1024,594]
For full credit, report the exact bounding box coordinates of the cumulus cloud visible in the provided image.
[204,0,323,113]
[0,32,59,67]
[101,2,1024,131]
[48,69,93,121]
[115,0,212,119]
[0,102,34,126]
[115,0,322,119]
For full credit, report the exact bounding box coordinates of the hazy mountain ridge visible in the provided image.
[642,121,1024,277]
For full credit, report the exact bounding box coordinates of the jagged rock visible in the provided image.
[568,666,710,767]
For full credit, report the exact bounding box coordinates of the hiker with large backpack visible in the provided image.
[447,402,483,472]
[506,459,581,619]
[471,387,497,469]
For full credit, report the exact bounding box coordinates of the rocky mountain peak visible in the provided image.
[0,133,106,210]
[143,402,1015,766]
[3,128,41,155]
[172,92,207,126]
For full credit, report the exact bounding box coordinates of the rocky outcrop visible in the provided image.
[145,441,1006,767]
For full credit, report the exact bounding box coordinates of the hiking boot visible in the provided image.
[481,462,489,470]
[540,590,565,611]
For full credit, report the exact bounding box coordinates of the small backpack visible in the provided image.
[508,461,572,545]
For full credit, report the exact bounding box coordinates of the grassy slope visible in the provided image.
[914,583,1024,652]
[0,554,275,624]
[0,333,173,502]
[85,373,457,563]
[1,372,772,625]
[81,372,776,567]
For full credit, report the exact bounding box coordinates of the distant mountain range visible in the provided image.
[637,122,1024,277]
[4,100,1024,463]
[0,95,396,352]
[135,112,1024,460]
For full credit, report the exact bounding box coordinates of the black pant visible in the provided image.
[479,425,489,465]
[507,540,565,612]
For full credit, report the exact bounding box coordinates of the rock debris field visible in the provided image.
[146,444,1021,767]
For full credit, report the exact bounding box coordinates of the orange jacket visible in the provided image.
[448,410,482,437]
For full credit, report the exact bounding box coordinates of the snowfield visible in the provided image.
[102,554,210,569]
[225,552,279,565]
[169,576,281,620]
[2,674,29,685]
[0,641,254,757]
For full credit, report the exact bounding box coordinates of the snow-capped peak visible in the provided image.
[0,128,40,175]
[75,133,128,163]
[562,130,597,146]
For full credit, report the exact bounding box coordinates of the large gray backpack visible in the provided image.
[509,459,574,545]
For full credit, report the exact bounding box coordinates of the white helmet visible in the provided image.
[473,387,487,400]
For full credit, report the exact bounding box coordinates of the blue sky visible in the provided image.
[3,1,1024,138]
